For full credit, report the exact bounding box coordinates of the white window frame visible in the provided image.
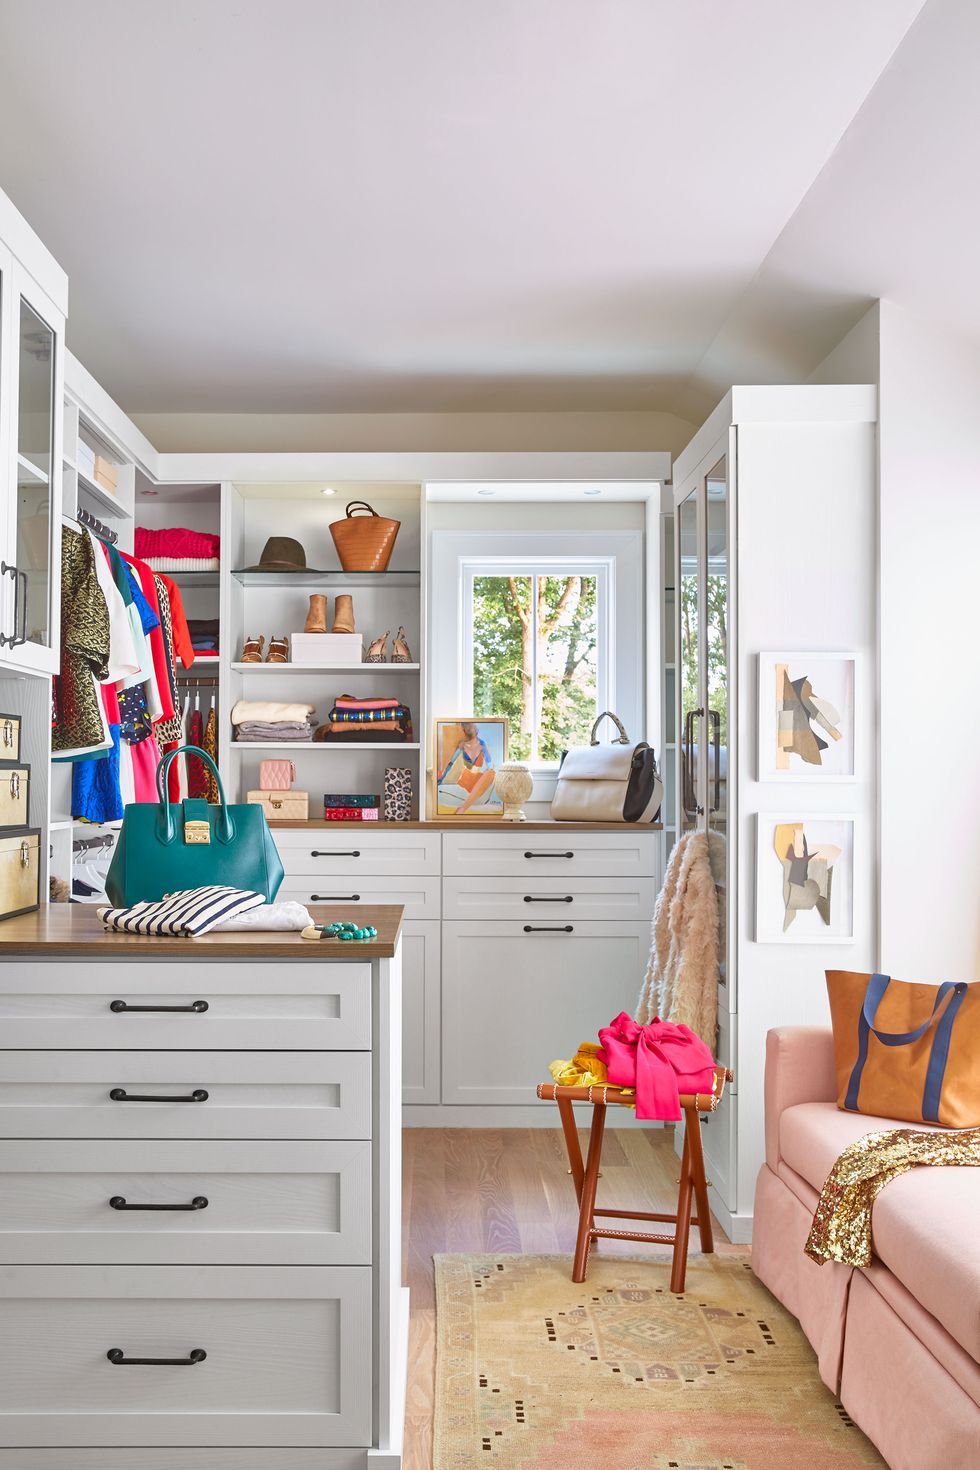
[460,556,612,768]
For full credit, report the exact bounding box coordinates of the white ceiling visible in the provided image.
[0,0,937,424]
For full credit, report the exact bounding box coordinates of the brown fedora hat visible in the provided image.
[245,536,309,572]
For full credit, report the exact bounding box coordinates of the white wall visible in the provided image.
[878,303,980,980]
[807,302,880,385]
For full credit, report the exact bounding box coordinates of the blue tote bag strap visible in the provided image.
[844,972,968,1121]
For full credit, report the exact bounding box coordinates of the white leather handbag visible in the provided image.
[550,711,663,824]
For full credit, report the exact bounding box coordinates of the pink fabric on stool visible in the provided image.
[597,1012,715,1121]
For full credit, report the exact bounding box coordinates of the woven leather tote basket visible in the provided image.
[329,501,401,571]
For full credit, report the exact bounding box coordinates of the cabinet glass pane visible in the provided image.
[678,492,700,835]
[16,298,55,648]
[705,455,729,985]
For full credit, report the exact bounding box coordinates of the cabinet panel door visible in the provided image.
[279,874,440,920]
[442,921,649,1104]
[0,1266,372,1448]
[0,962,371,1051]
[274,828,440,875]
[443,829,659,878]
[401,920,441,1105]
[443,873,656,922]
[0,1139,371,1265]
[0,1050,371,1140]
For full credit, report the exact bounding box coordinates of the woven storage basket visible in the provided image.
[329,501,401,571]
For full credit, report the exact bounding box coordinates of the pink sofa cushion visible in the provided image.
[780,1102,980,1361]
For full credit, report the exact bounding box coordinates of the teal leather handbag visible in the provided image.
[105,745,284,906]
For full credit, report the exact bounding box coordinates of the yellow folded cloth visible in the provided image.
[548,1041,608,1088]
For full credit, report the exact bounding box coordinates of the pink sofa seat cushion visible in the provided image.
[781,1102,980,1361]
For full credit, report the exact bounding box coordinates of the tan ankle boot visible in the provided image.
[304,594,328,633]
[332,594,355,633]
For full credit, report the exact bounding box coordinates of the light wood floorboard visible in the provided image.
[401,1125,734,1470]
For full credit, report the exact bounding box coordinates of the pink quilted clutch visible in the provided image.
[259,759,295,791]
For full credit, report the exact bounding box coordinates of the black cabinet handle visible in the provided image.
[310,850,360,858]
[523,924,574,933]
[310,894,360,901]
[110,1089,209,1103]
[107,1348,206,1366]
[110,999,208,1013]
[524,895,573,904]
[525,850,574,859]
[110,1195,208,1211]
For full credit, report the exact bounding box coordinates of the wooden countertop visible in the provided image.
[0,904,403,958]
[270,819,663,832]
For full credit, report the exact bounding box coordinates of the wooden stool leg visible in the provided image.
[556,1095,585,1204]
[670,1125,694,1293]
[685,1106,714,1255]
[571,1104,606,1284]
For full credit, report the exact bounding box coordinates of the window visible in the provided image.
[461,560,610,765]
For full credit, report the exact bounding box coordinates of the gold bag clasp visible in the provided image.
[184,820,210,845]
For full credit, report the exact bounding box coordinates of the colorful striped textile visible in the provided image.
[98,886,265,937]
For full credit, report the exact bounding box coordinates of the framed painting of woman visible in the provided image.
[434,717,509,817]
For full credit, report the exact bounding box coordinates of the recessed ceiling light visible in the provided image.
[583,488,601,496]
[477,489,495,496]
[321,486,337,496]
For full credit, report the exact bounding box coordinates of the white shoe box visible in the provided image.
[290,632,364,665]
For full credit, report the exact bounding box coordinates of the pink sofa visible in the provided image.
[753,1026,980,1470]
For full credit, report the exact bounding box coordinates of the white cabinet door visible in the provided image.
[443,828,659,878]
[0,1139,371,1265]
[442,920,650,1104]
[443,873,656,922]
[274,828,440,875]
[400,919,440,1105]
[0,1266,372,1448]
[279,873,440,920]
[0,1051,371,1140]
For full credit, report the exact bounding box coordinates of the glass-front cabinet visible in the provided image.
[0,243,65,675]
[675,435,733,1003]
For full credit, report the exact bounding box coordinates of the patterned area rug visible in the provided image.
[434,1253,884,1469]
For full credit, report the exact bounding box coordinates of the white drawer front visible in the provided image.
[275,828,440,875]
[0,1052,371,1140]
[0,962,371,1052]
[280,874,439,920]
[443,828,659,877]
[443,873,656,922]
[0,1452,365,1469]
[442,920,650,1105]
[0,1266,372,1448]
[0,1141,371,1266]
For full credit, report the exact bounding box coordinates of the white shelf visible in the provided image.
[230,741,421,752]
[17,453,49,485]
[48,819,73,832]
[231,662,420,673]
[77,469,132,521]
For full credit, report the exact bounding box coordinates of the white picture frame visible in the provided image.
[755,813,856,944]
[757,651,858,782]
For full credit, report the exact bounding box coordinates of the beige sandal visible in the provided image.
[391,626,412,663]
[266,635,289,663]
[365,630,389,663]
[240,634,264,663]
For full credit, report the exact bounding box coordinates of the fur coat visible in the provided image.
[635,830,721,1051]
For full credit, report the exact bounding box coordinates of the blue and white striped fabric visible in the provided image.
[98,886,265,937]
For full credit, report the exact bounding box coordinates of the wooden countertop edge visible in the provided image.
[269,819,664,831]
[0,904,404,958]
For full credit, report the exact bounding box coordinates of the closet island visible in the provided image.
[0,904,407,1470]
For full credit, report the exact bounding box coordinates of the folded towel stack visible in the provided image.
[189,617,220,657]
[134,527,221,574]
[314,695,412,744]
[231,699,316,744]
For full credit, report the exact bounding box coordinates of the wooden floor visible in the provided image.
[401,1125,735,1470]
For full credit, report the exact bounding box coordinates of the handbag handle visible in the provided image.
[155,745,234,845]
[344,501,379,519]
[861,973,965,1045]
[590,710,630,746]
[845,972,970,1122]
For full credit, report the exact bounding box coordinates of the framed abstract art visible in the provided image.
[757,651,857,781]
[755,814,856,944]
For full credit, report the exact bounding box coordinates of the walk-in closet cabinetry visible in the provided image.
[671,385,878,1242]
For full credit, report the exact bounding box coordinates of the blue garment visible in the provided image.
[72,724,124,822]
[125,566,159,634]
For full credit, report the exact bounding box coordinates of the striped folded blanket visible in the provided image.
[98,886,265,937]
[329,706,410,724]
[334,696,403,710]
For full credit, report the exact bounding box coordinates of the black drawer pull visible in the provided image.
[110,1089,209,1103]
[310,893,360,901]
[524,895,573,903]
[524,850,574,859]
[110,999,208,1014]
[107,1348,206,1366]
[310,850,360,858]
[523,924,574,933]
[110,1195,209,1211]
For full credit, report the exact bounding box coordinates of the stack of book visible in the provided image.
[323,793,380,821]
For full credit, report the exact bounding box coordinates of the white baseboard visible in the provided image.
[709,1193,753,1245]
[402,1104,664,1129]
